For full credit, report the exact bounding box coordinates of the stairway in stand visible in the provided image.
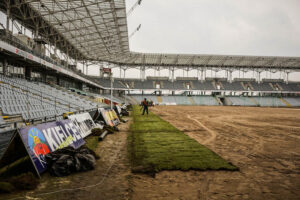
[188,96,196,105]
[157,96,162,104]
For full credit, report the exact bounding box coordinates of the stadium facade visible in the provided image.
[0,0,300,130]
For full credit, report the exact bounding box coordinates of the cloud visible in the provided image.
[127,0,300,57]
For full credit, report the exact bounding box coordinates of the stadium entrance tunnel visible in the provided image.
[219,97,226,105]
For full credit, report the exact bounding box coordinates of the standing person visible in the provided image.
[140,100,143,111]
[142,98,149,115]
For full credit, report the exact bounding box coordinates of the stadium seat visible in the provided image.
[0,75,98,122]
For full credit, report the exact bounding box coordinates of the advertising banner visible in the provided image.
[110,110,120,126]
[19,119,85,174]
[98,108,120,126]
[68,112,100,137]
[98,108,113,126]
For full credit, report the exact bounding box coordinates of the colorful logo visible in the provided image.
[28,128,50,157]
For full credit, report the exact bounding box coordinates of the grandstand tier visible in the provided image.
[129,95,300,107]
[0,75,98,122]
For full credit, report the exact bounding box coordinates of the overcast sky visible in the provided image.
[1,1,299,81]
[123,0,300,81]
[126,0,300,56]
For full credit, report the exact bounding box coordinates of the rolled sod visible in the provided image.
[128,106,238,174]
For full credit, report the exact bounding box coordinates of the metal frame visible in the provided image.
[1,0,300,73]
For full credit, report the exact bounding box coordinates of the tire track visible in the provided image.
[186,114,217,145]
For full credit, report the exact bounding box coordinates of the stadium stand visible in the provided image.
[128,95,219,106]
[161,96,177,104]
[131,80,145,90]
[173,80,187,90]
[129,94,300,107]
[100,94,124,104]
[192,80,216,90]
[0,75,97,122]
[89,77,126,89]
[0,116,6,126]
[197,81,216,90]
[174,96,192,105]
[276,82,300,92]
[251,97,286,107]
[160,80,174,90]
[226,96,257,106]
[220,81,245,91]
[248,81,274,91]
[142,80,155,89]
[192,96,219,105]
[283,97,300,106]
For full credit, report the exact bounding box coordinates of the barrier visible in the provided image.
[0,109,123,177]
[0,119,90,177]
[68,112,102,137]
[18,120,85,175]
[98,108,120,127]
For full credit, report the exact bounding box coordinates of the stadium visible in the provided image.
[0,0,299,199]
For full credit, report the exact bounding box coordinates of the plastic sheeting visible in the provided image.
[45,146,97,177]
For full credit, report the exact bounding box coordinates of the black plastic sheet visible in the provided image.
[45,146,97,177]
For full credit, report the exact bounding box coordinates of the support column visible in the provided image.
[158,66,160,77]
[56,74,60,85]
[225,69,228,81]
[82,61,85,75]
[6,2,10,36]
[140,66,145,81]
[257,71,262,83]
[286,72,290,84]
[41,73,46,83]
[25,66,32,79]
[124,68,127,79]
[229,70,233,83]
[171,67,175,82]
[86,64,88,76]
[3,59,8,76]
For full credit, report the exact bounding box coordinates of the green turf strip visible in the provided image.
[129,106,238,174]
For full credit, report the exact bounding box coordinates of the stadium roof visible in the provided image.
[113,52,300,69]
[2,0,300,69]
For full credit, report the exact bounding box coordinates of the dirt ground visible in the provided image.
[1,120,132,200]
[135,106,299,200]
[2,106,300,200]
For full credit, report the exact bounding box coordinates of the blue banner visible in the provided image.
[19,119,85,174]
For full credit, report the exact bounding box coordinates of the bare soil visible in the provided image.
[1,120,132,200]
[2,106,300,200]
[131,106,300,200]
